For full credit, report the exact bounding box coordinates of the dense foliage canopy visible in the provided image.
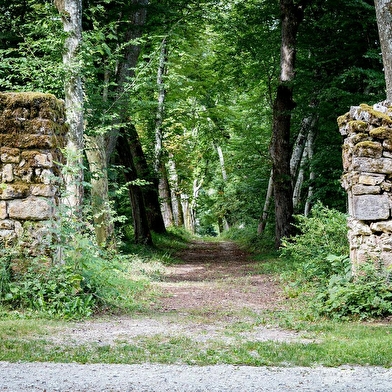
[0,0,385,246]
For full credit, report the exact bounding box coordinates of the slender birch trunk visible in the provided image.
[55,0,84,212]
[257,169,273,235]
[168,155,184,227]
[304,126,316,216]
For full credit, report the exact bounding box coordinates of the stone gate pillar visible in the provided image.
[339,102,392,270]
[0,92,67,260]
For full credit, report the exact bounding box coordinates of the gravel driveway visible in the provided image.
[1,361,392,391]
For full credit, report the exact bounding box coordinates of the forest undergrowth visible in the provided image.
[1,206,392,366]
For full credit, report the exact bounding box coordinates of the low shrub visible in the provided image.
[280,202,349,284]
[280,203,392,320]
[3,261,94,319]
[316,260,392,320]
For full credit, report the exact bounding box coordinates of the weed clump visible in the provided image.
[0,211,164,319]
[281,202,392,320]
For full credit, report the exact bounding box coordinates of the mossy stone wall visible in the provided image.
[0,92,67,257]
[339,102,392,270]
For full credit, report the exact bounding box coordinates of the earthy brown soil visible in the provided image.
[155,240,286,313]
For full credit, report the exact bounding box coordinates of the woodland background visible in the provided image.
[0,0,385,250]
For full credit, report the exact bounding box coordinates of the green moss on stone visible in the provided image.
[353,141,383,158]
[0,92,65,123]
[347,120,368,133]
[360,103,392,124]
[337,112,350,127]
[369,126,392,139]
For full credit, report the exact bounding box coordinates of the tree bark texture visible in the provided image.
[374,0,392,101]
[168,155,184,227]
[304,126,316,216]
[116,131,152,245]
[257,169,274,235]
[154,38,168,174]
[126,124,166,234]
[85,135,114,247]
[55,0,84,212]
[270,0,307,248]
[158,163,175,227]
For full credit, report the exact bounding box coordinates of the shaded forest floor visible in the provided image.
[157,240,285,313]
[51,240,311,346]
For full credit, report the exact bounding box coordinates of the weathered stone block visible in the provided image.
[381,181,392,192]
[383,139,392,151]
[21,151,53,168]
[351,133,371,145]
[0,134,56,149]
[353,141,382,158]
[347,218,372,236]
[352,184,381,195]
[0,184,30,200]
[14,165,33,183]
[352,156,392,174]
[0,147,20,163]
[38,169,54,185]
[358,173,385,185]
[2,163,13,182]
[370,221,392,233]
[0,220,14,230]
[8,197,53,220]
[30,184,57,197]
[0,230,16,243]
[0,201,7,219]
[352,194,390,220]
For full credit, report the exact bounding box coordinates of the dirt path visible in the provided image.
[50,240,301,345]
[157,240,286,313]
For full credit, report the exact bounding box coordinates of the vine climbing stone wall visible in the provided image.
[339,102,392,270]
[0,92,67,259]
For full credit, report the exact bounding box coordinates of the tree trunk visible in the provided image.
[126,124,166,234]
[292,114,317,211]
[374,0,392,101]
[154,38,168,174]
[270,0,308,248]
[190,179,203,234]
[55,0,84,212]
[158,163,175,227]
[153,38,174,227]
[84,68,115,247]
[304,126,316,216]
[215,143,230,230]
[257,169,274,235]
[85,134,114,247]
[168,155,184,227]
[181,194,192,232]
[116,131,152,246]
[292,138,308,210]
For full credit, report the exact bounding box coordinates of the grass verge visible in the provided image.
[0,312,392,367]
